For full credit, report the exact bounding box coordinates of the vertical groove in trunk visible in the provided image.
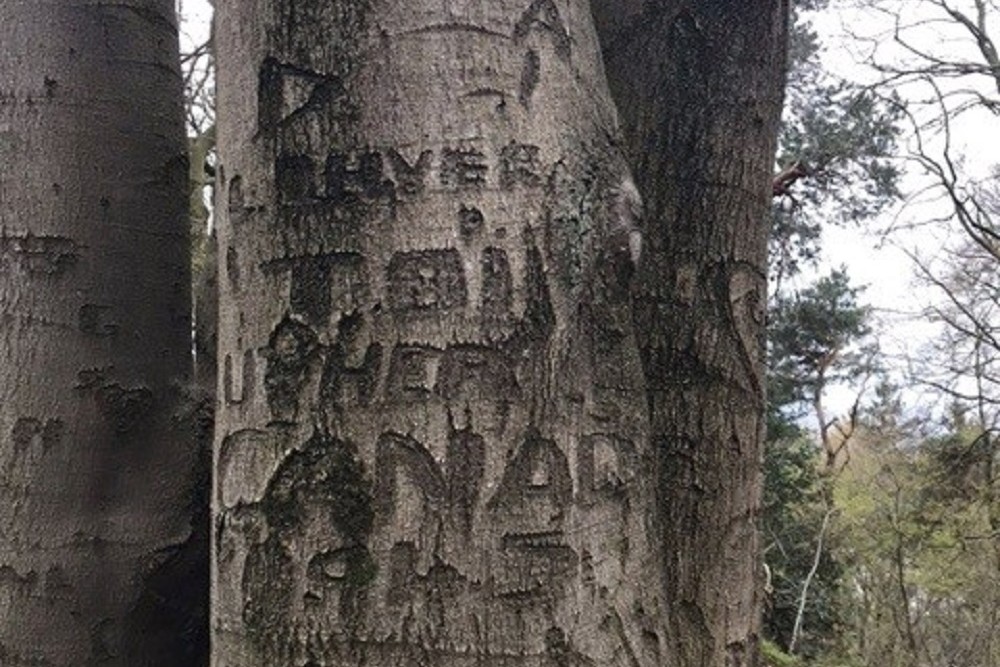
[0,1,199,665]
[592,3,789,667]
[213,1,666,665]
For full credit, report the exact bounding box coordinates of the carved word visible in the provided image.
[272,141,544,205]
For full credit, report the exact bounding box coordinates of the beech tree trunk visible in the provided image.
[0,2,202,665]
[213,1,665,665]
[591,4,789,667]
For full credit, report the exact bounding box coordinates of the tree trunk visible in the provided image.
[591,4,789,667]
[213,1,665,665]
[0,1,202,665]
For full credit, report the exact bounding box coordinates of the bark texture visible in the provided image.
[214,1,665,665]
[591,3,789,667]
[0,2,202,664]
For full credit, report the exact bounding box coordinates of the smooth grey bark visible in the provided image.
[213,1,665,665]
[0,2,202,664]
[591,3,789,667]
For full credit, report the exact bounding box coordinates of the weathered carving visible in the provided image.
[78,304,118,337]
[500,141,543,187]
[242,431,374,659]
[374,426,484,533]
[325,150,393,203]
[577,434,638,502]
[519,49,541,107]
[257,57,346,134]
[440,148,488,188]
[224,350,256,405]
[74,368,152,433]
[217,429,281,509]
[486,431,577,603]
[513,0,572,61]
[458,205,485,239]
[10,417,63,455]
[275,153,317,203]
[320,313,381,409]
[373,432,447,521]
[227,174,244,212]
[0,231,81,276]
[384,148,432,196]
[480,247,513,322]
[517,235,557,343]
[374,426,484,612]
[488,430,573,517]
[387,249,467,313]
[262,252,368,325]
[225,245,241,291]
[446,424,486,534]
[437,344,519,401]
[385,344,441,401]
[493,531,577,599]
[262,316,319,422]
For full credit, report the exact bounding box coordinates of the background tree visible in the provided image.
[758,1,901,658]
[0,1,203,664]
[771,0,901,286]
[762,269,877,659]
[213,1,666,665]
[592,3,789,667]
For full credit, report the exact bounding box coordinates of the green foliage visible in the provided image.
[831,413,1000,667]
[761,638,804,667]
[771,2,902,281]
[769,269,875,414]
[762,434,844,657]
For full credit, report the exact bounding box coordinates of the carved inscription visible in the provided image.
[10,417,63,455]
[257,57,346,134]
[225,246,240,291]
[577,434,638,502]
[384,148,432,196]
[519,49,541,107]
[494,531,576,599]
[440,148,488,188]
[386,344,440,401]
[319,314,381,409]
[217,429,279,509]
[513,0,572,61]
[74,367,152,433]
[374,426,484,533]
[374,432,447,520]
[372,425,485,615]
[436,344,519,401]
[489,432,573,514]
[268,144,548,209]
[0,232,81,276]
[78,304,118,337]
[224,350,256,405]
[458,205,485,239]
[500,141,543,187]
[263,317,319,422]
[387,249,467,313]
[447,425,486,534]
[325,150,393,203]
[230,38,650,660]
[242,431,374,657]
[488,432,577,600]
[263,252,366,324]
[276,153,317,202]
[481,247,513,321]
